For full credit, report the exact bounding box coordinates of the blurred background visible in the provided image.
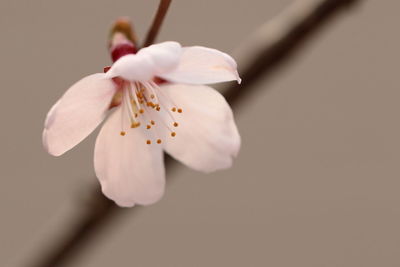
[1,0,400,266]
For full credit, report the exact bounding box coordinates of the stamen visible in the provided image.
[157,139,162,144]
[120,131,126,136]
[150,120,155,125]
[130,82,143,111]
[177,108,183,113]
[146,140,151,145]
[171,132,176,137]
[139,108,144,114]
[173,122,178,127]
[149,81,177,105]
[131,122,140,128]
[171,107,177,112]
[146,125,151,129]
[123,85,142,132]
[143,81,160,105]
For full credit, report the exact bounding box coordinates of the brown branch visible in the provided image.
[225,0,360,109]
[27,0,360,266]
[143,0,172,47]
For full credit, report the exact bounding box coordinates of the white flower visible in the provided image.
[43,41,241,207]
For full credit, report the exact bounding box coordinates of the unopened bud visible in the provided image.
[109,17,138,62]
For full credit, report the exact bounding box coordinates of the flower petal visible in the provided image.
[160,46,241,85]
[43,73,116,156]
[105,53,155,82]
[138,41,182,75]
[160,84,240,172]
[106,41,182,82]
[94,106,165,207]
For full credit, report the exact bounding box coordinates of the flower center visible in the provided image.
[118,81,183,145]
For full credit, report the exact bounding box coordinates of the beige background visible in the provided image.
[1,0,400,266]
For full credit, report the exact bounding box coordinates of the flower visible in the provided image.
[43,40,241,207]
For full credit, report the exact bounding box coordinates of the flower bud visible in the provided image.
[109,17,138,62]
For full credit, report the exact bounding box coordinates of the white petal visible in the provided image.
[43,73,116,156]
[105,53,155,82]
[138,41,182,75]
[105,41,182,82]
[160,46,241,85]
[94,106,165,207]
[160,84,240,172]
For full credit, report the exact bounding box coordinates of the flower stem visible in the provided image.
[143,0,172,47]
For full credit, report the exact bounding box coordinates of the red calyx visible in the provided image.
[111,42,137,63]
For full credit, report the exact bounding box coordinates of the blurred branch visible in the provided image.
[226,0,360,108]
[143,0,172,47]
[27,0,360,266]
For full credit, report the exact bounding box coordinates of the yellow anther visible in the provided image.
[146,140,151,145]
[131,122,140,128]
[177,108,183,113]
[171,107,177,112]
[134,113,138,118]
[139,109,144,114]
[146,125,151,129]
[120,131,126,136]
[157,139,162,144]
[173,122,178,127]
[171,132,176,137]
[146,102,155,108]
[156,106,161,111]
[150,120,155,125]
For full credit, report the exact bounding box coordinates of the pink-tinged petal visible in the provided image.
[94,106,165,207]
[106,41,182,82]
[105,53,155,82]
[160,84,240,172]
[160,46,241,85]
[43,73,116,156]
[138,41,182,75]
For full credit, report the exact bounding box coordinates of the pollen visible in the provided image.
[157,139,162,144]
[173,122,179,127]
[131,122,140,128]
[177,108,183,113]
[120,131,126,136]
[171,132,176,137]
[171,107,177,112]
[150,120,155,125]
[146,140,151,145]
[146,125,151,129]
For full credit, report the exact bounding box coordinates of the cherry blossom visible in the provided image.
[43,40,241,207]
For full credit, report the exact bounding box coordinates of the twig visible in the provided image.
[143,0,172,47]
[26,0,360,266]
[225,0,360,109]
